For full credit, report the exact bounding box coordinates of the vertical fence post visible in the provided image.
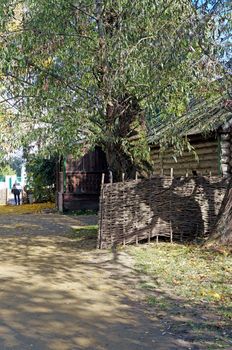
[170,169,173,243]
[170,168,173,178]
[135,172,139,245]
[148,175,152,245]
[109,171,113,184]
[108,171,114,247]
[98,173,105,249]
[122,173,126,247]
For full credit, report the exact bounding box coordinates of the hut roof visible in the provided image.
[149,96,232,144]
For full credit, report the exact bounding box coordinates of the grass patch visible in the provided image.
[147,295,171,309]
[0,202,55,215]
[69,225,98,239]
[66,225,98,250]
[126,243,232,318]
[65,209,98,216]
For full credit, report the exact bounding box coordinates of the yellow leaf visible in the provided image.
[41,57,53,68]
[209,291,221,300]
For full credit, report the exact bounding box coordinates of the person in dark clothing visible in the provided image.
[11,183,21,205]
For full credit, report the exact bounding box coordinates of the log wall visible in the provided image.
[98,176,228,249]
[220,132,232,177]
[151,134,221,176]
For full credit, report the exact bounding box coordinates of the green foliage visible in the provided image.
[25,155,56,202]
[9,156,23,177]
[0,0,231,175]
[0,163,15,175]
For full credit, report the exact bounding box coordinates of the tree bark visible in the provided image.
[103,93,152,181]
[206,179,232,247]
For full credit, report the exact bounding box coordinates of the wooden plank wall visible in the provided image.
[62,147,108,211]
[66,147,108,173]
[151,134,220,176]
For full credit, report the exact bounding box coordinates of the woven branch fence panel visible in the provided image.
[98,176,229,248]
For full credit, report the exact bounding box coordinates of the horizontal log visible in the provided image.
[221,164,230,172]
[153,154,219,165]
[154,169,220,176]
[220,147,230,154]
[154,163,219,170]
[221,148,231,157]
[221,155,230,163]
[220,133,231,141]
[152,147,219,160]
[154,159,219,169]
[151,141,218,153]
[222,118,232,130]
[220,141,231,148]
[152,148,219,160]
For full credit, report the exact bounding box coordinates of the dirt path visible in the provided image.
[0,212,187,350]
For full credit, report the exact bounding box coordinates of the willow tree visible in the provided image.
[0,0,230,179]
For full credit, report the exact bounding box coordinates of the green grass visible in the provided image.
[126,243,232,349]
[147,295,171,309]
[66,209,98,216]
[67,225,98,249]
[69,225,98,238]
[126,243,232,317]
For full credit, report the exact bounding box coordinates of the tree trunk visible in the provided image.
[104,143,138,181]
[102,93,152,181]
[206,179,232,247]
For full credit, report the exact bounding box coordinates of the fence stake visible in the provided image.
[101,173,105,185]
[136,234,138,245]
[170,168,173,178]
[98,173,105,249]
[148,232,151,244]
[109,171,113,184]
[169,184,173,243]
[170,223,173,243]
[122,172,126,246]
[148,176,152,244]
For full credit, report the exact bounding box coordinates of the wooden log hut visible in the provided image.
[57,98,232,211]
[150,98,232,177]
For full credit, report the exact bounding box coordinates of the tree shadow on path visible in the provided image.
[0,213,230,350]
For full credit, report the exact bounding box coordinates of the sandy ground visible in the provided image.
[0,212,188,350]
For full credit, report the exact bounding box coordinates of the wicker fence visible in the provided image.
[98,176,229,248]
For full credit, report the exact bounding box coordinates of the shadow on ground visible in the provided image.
[0,212,231,350]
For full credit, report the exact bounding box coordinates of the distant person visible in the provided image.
[11,182,21,205]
